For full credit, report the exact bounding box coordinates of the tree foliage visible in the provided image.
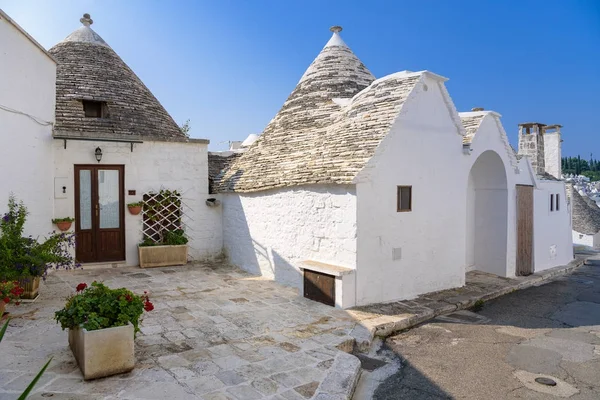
[562,154,600,180]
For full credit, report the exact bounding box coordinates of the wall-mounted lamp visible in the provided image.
[94,147,102,163]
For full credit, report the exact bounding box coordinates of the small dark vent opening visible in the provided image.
[82,100,108,118]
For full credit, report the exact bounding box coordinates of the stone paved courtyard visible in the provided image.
[0,261,359,400]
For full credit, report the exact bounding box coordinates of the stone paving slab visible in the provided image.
[0,261,361,400]
[347,255,586,344]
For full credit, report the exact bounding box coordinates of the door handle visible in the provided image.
[95,204,99,217]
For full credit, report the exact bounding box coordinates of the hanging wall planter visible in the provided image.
[127,202,142,216]
[52,217,74,232]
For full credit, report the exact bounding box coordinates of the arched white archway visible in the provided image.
[466,150,508,276]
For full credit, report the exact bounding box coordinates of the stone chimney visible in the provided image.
[518,122,546,175]
[543,124,563,179]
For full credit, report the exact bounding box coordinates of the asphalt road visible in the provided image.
[355,260,600,399]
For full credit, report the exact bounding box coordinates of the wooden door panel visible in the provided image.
[304,270,335,307]
[97,230,123,261]
[516,185,534,276]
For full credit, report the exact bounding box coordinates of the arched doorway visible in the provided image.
[466,150,508,276]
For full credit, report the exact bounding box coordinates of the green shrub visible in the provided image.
[0,195,78,281]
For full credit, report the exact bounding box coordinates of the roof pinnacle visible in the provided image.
[80,13,93,27]
[330,26,343,33]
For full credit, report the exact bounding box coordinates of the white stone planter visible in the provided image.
[68,323,135,380]
[138,244,188,268]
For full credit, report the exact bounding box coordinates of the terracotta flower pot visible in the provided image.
[56,221,72,231]
[0,301,6,318]
[128,206,142,215]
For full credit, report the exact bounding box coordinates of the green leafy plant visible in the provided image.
[1,319,52,400]
[163,229,188,246]
[138,238,157,247]
[55,282,153,335]
[0,195,78,281]
[127,202,143,208]
[51,217,75,223]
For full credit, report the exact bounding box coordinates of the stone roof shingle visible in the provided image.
[215,29,423,193]
[459,112,486,144]
[568,184,600,235]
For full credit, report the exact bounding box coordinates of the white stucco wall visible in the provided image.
[53,139,222,265]
[465,115,572,276]
[222,185,357,291]
[533,181,573,271]
[465,115,521,278]
[544,133,562,180]
[354,75,466,305]
[572,230,600,248]
[0,15,56,238]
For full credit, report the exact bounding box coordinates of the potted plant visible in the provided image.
[138,229,188,268]
[127,202,143,215]
[0,281,24,318]
[1,196,79,299]
[52,217,74,231]
[54,281,154,380]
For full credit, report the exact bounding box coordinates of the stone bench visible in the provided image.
[299,260,356,309]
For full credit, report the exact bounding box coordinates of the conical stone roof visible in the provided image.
[216,26,420,193]
[49,14,184,140]
[568,184,600,235]
[270,26,375,132]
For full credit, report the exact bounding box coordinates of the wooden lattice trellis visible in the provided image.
[141,188,195,257]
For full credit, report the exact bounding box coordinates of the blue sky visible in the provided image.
[2,0,599,154]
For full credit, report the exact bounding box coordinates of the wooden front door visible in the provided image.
[516,184,534,276]
[74,165,125,263]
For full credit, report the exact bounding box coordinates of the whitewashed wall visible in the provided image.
[465,114,520,278]
[0,15,56,238]
[354,74,466,305]
[544,133,562,180]
[53,140,222,265]
[222,185,357,290]
[572,231,599,248]
[533,181,573,271]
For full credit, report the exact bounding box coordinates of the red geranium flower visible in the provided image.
[144,300,154,312]
[3,297,9,304]
[76,283,87,292]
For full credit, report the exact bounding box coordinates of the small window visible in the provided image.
[556,194,560,211]
[82,100,107,118]
[550,194,554,212]
[397,186,412,212]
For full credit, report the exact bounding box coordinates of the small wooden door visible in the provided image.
[74,165,125,263]
[516,185,534,276]
[304,270,335,307]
